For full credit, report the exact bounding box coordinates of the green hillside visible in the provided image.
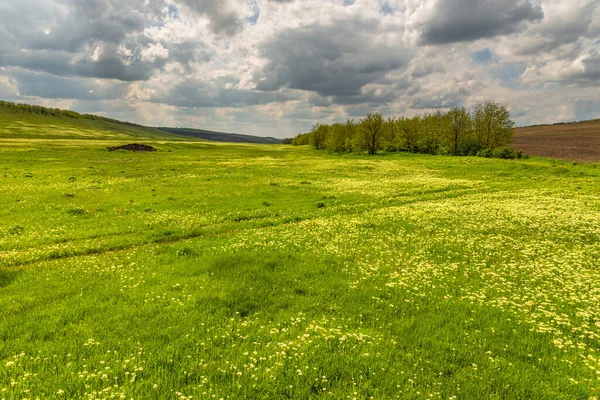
[0,101,283,144]
[0,101,190,141]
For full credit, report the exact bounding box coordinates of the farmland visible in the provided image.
[1,131,600,399]
[514,120,600,163]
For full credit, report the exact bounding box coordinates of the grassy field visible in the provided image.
[1,136,600,399]
[514,120,600,163]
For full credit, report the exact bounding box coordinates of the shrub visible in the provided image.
[459,139,484,156]
[476,148,493,158]
[492,147,517,159]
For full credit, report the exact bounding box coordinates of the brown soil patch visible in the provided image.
[513,120,600,163]
[107,143,157,152]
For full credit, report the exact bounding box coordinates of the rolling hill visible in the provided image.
[0,100,188,141]
[0,101,282,144]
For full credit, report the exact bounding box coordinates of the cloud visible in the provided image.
[0,74,18,99]
[11,69,128,100]
[0,0,174,81]
[419,0,543,45]
[411,62,445,78]
[141,43,170,63]
[1,44,164,82]
[501,0,599,58]
[521,51,600,86]
[255,16,410,97]
[147,75,298,108]
[174,0,245,36]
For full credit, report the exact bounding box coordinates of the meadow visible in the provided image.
[1,138,600,399]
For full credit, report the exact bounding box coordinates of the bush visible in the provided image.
[459,140,484,156]
[476,148,493,158]
[492,147,517,159]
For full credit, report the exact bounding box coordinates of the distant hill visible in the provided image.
[0,100,189,141]
[157,127,283,144]
[514,118,600,163]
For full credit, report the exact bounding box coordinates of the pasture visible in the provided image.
[1,139,600,399]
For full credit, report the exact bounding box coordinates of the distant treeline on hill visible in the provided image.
[157,127,283,144]
[0,100,141,127]
[293,101,521,159]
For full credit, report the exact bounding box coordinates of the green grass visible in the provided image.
[1,138,600,399]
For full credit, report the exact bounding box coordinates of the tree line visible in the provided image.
[292,102,521,158]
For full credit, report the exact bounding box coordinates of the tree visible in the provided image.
[473,102,515,149]
[446,107,472,155]
[420,111,448,154]
[292,100,514,157]
[292,132,311,145]
[381,117,398,152]
[324,123,346,153]
[399,116,422,153]
[309,123,329,150]
[357,113,384,155]
[323,120,357,153]
[342,120,357,153]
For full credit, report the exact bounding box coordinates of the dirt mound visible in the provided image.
[107,143,157,152]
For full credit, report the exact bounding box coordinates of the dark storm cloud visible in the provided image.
[420,0,543,45]
[256,17,410,97]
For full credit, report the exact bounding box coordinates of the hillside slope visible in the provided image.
[158,127,283,144]
[0,101,191,141]
[0,101,282,144]
[513,119,600,162]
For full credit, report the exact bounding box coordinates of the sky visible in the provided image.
[0,0,599,138]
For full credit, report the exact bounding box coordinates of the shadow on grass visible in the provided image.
[0,269,21,288]
[194,250,349,318]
